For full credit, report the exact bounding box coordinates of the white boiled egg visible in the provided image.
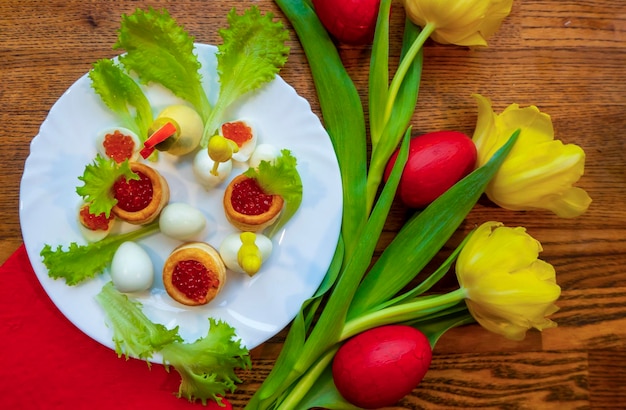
[193,149,233,190]
[95,126,142,162]
[110,241,154,292]
[155,104,204,156]
[249,143,280,169]
[219,232,273,276]
[220,119,257,163]
[159,202,207,241]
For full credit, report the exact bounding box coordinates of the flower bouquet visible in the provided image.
[245,0,592,408]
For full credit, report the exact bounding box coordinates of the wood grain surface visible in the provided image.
[2,0,625,409]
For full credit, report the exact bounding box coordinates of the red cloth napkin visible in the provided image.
[0,245,226,410]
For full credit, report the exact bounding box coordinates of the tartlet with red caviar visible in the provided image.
[162,242,226,306]
[223,173,284,232]
[111,162,169,225]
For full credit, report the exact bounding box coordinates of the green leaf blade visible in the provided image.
[368,0,392,144]
[89,59,154,140]
[75,155,138,218]
[273,0,367,258]
[202,6,290,143]
[41,221,159,285]
[115,7,211,122]
[96,282,182,360]
[349,129,520,318]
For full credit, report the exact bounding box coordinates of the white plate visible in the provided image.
[19,44,342,356]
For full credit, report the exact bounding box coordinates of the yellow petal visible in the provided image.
[456,222,561,340]
[458,223,544,287]
[401,0,513,46]
[471,94,500,166]
[471,94,592,218]
[467,267,560,307]
[466,299,558,341]
[479,0,516,39]
[547,187,593,218]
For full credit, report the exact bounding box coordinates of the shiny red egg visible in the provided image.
[332,325,432,408]
[384,130,477,208]
[312,0,381,45]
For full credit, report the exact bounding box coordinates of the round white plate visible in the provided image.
[19,44,342,356]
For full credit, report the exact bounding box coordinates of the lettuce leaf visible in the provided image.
[115,8,211,123]
[41,221,159,285]
[96,282,251,406]
[245,149,302,237]
[96,282,182,360]
[160,318,251,405]
[201,6,290,145]
[75,154,138,218]
[89,58,153,141]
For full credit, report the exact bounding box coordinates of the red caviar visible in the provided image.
[222,121,252,147]
[172,260,219,302]
[231,178,273,215]
[79,205,113,231]
[112,171,153,212]
[103,130,136,163]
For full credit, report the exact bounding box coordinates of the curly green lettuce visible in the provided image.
[96,281,181,359]
[160,319,251,405]
[202,6,290,145]
[115,7,211,123]
[41,221,159,285]
[96,282,251,406]
[75,154,138,218]
[245,149,302,237]
[89,59,153,141]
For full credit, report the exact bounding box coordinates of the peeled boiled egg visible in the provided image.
[159,202,207,241]
[193,149,233,190]
[220,119,257,163]
[249,143,280,169]
[219,232,273,276]
[154,104,204,156]
[95,127,142,163]
[110,241,154,292]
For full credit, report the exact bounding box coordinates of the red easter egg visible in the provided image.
[332,325,432,408]
[312,0,381,45]
[384,130,477,208]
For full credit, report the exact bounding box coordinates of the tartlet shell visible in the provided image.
[223,174,283,232]
[111,162,169,225]
[162,242,226,306]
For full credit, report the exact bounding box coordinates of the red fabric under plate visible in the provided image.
[0,245,228,410]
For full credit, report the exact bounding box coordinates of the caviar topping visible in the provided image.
[231,177,273,215]
[102,130,136,163]
[79,204,114,231]
[113,171,154,212]
[172,259,220,302]
[222,121,253,147]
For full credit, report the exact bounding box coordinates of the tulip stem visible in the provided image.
[275,345,339,410]
[384,22,436,124]
[340,288,467,340]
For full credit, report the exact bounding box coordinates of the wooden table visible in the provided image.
[2,0,625,408]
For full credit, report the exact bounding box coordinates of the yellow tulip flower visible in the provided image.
[456,221,561,341]
[472,94,592,218]
[401,0,514,46]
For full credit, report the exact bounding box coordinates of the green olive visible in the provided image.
[147,117,181,152]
